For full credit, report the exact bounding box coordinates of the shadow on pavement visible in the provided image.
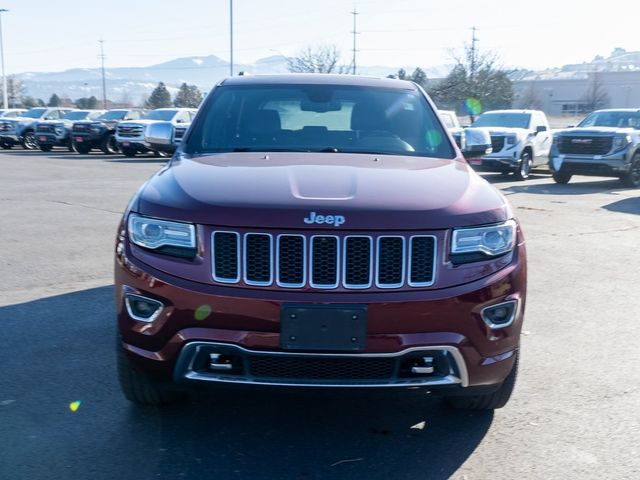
[0,286,492,480]
[603,196,640,215]
[484,175,630,195]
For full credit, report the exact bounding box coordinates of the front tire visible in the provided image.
[1,142,12,149]
[100,134,118,155]
[446,352,519,410]
[21,131,38,150]
[74,143,91,155]
[121,147,136,157]
[513,151,532,181]
[620,153,640,188]
[117,338,185,406]
[552,172,572,184]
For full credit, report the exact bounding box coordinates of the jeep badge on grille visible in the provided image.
[304,212,346,227]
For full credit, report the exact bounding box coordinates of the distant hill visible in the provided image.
[15,55,452,104]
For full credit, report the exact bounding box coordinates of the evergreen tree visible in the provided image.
[48,93,61,107]
[146,82,172,108]
[75,96,99,109]
[174,83,203,108]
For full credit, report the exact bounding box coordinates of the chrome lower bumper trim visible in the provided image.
[174,342,469,388]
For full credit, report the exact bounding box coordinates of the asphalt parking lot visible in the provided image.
[1,149,639,480]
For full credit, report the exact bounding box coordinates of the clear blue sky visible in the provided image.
[2,0,639,74]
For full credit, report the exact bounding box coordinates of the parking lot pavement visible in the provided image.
[1,150,639,479]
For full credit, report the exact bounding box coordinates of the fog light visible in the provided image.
[125,294,163,323]
[481,300,518,329]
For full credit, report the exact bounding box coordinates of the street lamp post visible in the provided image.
[0,9,8,109]
[229,0,233,76]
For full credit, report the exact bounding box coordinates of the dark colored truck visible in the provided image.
[116,75,527,411]
[71,109,146,155]
[0,107,74,150]
[549,109,640,187]
[35,110,104,152]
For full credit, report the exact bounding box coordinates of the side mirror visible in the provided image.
[145,122,173,145]
[567,124,575,128]
[536,125,547,134]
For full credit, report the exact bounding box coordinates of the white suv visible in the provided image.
[469,109,551,180]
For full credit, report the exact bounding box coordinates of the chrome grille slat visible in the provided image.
[211,231,436,290]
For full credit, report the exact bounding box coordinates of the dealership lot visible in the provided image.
[1,150,639,479]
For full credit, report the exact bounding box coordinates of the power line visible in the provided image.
[98,38,107,109]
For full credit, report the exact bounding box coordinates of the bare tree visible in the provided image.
[0,76,26,108]
[286,45,348,74]
[515,82,544,110]
[581,72,610,112]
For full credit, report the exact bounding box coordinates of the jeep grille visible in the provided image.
[211,231,436,290]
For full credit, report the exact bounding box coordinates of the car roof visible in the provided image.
[591,108,640,113]
[481,109,539,114]
[220,73,419,90]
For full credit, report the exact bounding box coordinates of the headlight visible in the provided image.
[55,126,65,136]
[451,220,516,263]
[612,135,631,151]
[505,135,518,146]
[128,213,196,257]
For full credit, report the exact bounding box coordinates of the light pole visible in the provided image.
[229,0,234,76]
[0,9,8,109]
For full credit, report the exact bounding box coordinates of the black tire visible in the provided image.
[1,142,12,149]
[513,151,532,181]
[39,145,53,152]
[74,143,91,155]
[21,130,38,150]
[620,153,640,188]
[100,134,118,155]
[117,338,185,405]
[67,141,75,152]
[446,352,519,411]
[121,147,136,157]
[153,149,170,158]
[552,172,572,184]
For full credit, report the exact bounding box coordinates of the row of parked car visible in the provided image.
[1,102,638,188]
[439,107,640,187]
[0,106,196,157]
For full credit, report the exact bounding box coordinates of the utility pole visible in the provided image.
[469,26,478,87]
[0,9,8,109]
[99,38,107,109]
[229,0,234,76]
[351,8,359,75]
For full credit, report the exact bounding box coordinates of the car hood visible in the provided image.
[119,119,167,127]
[135,152,511,230]
[472,127,530,136]
[5,116,40,125]
[554,127,636,136]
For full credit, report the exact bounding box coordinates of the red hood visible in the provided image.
[135,152,511,230]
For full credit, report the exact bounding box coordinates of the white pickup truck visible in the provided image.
[467,109,552,180]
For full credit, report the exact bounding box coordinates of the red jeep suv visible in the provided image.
[115,75,526,410]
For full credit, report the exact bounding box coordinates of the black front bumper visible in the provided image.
[36,133,69,147]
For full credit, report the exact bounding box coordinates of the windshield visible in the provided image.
[578,111,640,129]
[62,111,91,121]
[21,108,48,119]
[97,110,127,121]
[143,110,177,121]
[472,112,531,129]
[185,84,455,158]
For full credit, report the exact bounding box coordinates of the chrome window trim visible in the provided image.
[342,235,373,289]
[211,231,241,284]
[243,233,274,286]
[309,235,340,289]
[275,234,307,288]
[175,342,469,388]
[375,235,406,289]
[407,235,437,287]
